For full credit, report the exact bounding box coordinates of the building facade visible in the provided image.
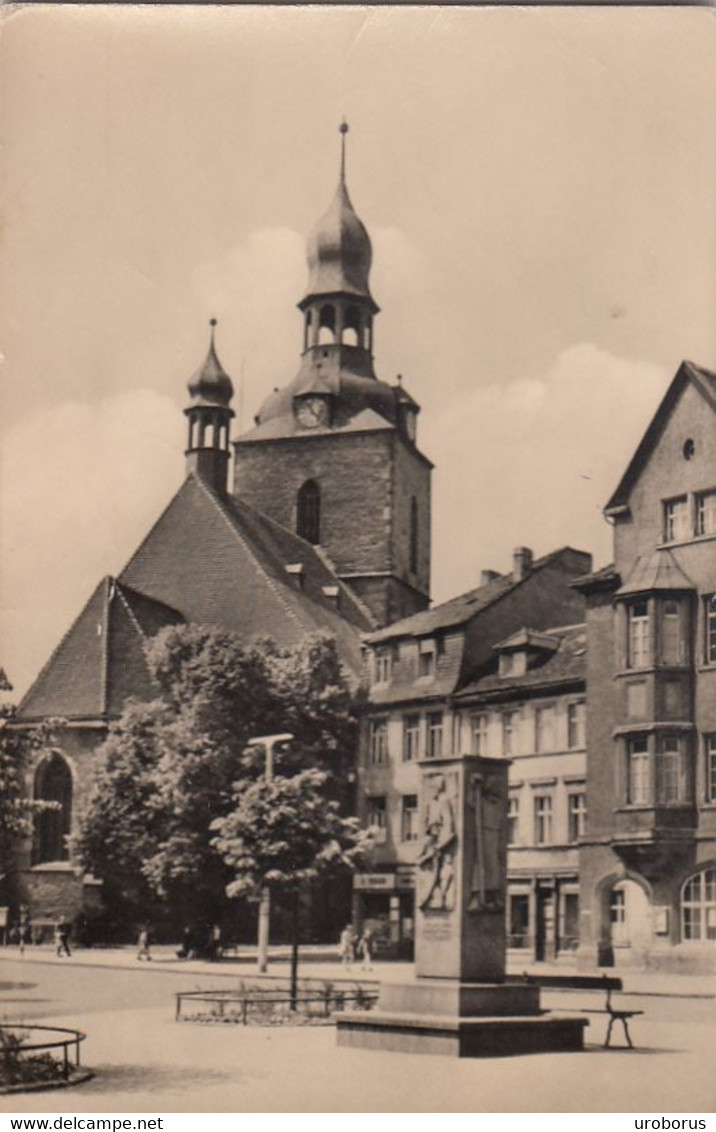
[576,361,716,973]
[354,546,591,958]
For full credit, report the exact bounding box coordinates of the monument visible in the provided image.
[336,755,588,1057]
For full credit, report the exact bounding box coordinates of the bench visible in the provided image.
[518,972,644,1049]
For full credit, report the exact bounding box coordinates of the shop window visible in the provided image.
[567,702,585,749]
[568,792,587,842]
[704,595,716,665]
[696,489,716,537]
[507,795,520,844]
[472,713,488,756]
[706,735,716,804]
[401,795,419,842]
[33,753,72,864]
[681,867,716,942]
[627,737,650,804]
[426,712,443,759]
[402,714,420,762]
[508,894,530,949]
[369,719,389,765]
[663,495,689,542]
[627,601,651,668]
[533,795,553,844]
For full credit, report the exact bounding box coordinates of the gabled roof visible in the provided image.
[616,548,696,597]
[119,475,372,676]
[367,547,590,644]
[17,579,184,722]
[455,623,587,701]
[605,360,716,515]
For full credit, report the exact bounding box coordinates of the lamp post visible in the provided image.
[246,732,294,973]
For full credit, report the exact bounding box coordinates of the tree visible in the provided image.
[74,626,360,935]
[211,768,370,1004]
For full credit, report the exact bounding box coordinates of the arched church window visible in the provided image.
[318,305,336,345]
[297,480,321,545]
[409,497,419,574]
[34,753,72,864]
[681,867,716,942]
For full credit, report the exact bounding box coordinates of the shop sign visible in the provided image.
[354,874,396,891]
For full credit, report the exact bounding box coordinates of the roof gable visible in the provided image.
[605,360,716,514]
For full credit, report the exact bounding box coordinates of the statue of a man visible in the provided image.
[417,775,457,911]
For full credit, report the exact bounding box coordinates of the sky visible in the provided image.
[2,5,716,697]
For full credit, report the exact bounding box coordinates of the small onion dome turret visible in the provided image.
[187,319,234,408]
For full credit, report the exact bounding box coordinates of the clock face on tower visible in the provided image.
[295,396,329,429]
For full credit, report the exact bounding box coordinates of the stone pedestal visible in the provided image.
[337,756,588,1058]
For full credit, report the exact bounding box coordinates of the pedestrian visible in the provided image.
[339,923,356,970]
[136,925,152,961]
[358,927,374,972]
[55,919,71,958]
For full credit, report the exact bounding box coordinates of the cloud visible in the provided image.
[1,389,185,697]
[425,343,671,602]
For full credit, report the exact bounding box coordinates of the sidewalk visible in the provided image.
[6,943,714,998]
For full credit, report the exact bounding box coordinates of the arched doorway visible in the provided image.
[608,878,651,955]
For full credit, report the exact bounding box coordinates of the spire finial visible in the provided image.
[209,317,217,347]
[339,119,349,181]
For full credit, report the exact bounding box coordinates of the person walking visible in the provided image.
[136,925,152,961]
[358,927,374,972]
[55,919,71,958]
[339,923,356,970]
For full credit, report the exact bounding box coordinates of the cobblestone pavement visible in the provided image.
[1,957,714,1113]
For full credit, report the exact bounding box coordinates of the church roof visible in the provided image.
[605,360,716,515]
[17,579,184,722]
[304,161,374,304]
[237,406,396,445]
[187,321,234,409]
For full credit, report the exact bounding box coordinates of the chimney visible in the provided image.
[480,569,501,585]
[513,547,533,581]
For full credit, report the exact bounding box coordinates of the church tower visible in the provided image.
[184,319,235,496]
[233,126,432,627]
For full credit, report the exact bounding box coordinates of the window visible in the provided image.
[696,490,716,537]
[417,642,436,679]
[660,600,682,665]
[508,894,530,949]
[534,706,555,753]
[568,793,587,842]
[705,595,716,665]
[706,735,716,804]
[534,795,553,844]
[499,653,514,677]
[502,711,518,756]
[426,712,443,759]
[628,601,651,668]
[471,713,488,756]
[369,719,388,765]
[33,753,72,864]
[655,738,682,804]
[507,795,520,844]
[401,795,419,842]
[567,702,586,749]
[296,480,321,545]
[627,737,650,804]
[663,495,689,542]
[609,887,627,946]
[366,796,387,841]
[409,497,418,574]
[681,867,716,942]
[402,714,420,762]
[374,648,392,684]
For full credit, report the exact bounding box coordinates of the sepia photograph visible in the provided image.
[1,3,715,1116]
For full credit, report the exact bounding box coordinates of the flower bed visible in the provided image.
[0,1024,87,1092]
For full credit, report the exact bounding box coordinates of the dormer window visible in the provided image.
[663,496,689,542]
[374,647,392,684]
[417,640,436,679]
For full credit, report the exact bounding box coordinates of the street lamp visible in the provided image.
[246,732,294,973]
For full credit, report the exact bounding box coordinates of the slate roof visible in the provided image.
[616,548,696,596]
[18,579,184,722]
[367,548,586,643]
[237,406,395,445]
[455,623,587,702]
[605,360,716,514]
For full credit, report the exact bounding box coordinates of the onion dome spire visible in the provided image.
[187,318,234,408]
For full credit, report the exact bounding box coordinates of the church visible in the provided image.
[14,126,433,926]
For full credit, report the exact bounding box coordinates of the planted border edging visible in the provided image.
[0,1068,94,1096]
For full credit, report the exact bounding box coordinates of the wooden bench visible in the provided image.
[518,972,644,1049]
